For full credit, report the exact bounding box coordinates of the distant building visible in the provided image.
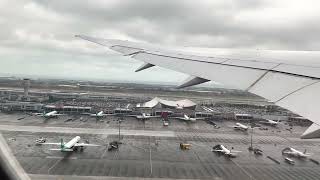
[136,97,197,110]
[234,113,253,121]
[0,102,43,112]
[114,108,132,114]
[22,78,30,99]
[44,105,91,113]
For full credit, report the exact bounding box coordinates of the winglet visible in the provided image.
[177,76,210,89]
[301,123,320,139]
[135,63,155,72]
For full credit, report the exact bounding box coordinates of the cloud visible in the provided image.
[0,0,320,84]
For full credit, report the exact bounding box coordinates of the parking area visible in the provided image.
[1,113,320,179]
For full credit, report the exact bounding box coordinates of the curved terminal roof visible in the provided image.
[137,97,196,108]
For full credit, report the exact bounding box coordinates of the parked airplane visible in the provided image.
[259,119,280,126]
[212,144,241,157]
[34,111,65,119]
[90,111,105,117]
[135,113,159,120]
[86,111,113,118]
[40,136,100,152]
[282,147,311,158]
[174,114,204,122]
[233,123,249,131]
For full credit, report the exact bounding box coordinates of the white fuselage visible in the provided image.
[137,113,150,119]
[183,114,196,122]
[220,145,231,154]
[91,111,104,117]
[44,111,58,117]
[64,136,81,149]
[261,119,279,126]
[234,123,248,131]
[287,148,309,158]
[97,111,103,116]
[213,145,240,157]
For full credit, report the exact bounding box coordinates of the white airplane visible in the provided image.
[40,136,100,152]
[88,111,113,118]
[282,147,311,158]
[77,35,320,139]
[34,111,65,119]
[233,123,249,131]
[212,144,241,157]
[90,111,104,117]
[135,113,159,120]
[175,114,204,122]
[259,119,280,126]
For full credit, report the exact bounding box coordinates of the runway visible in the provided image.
[0,124,175,137]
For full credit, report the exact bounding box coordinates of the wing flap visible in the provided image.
[276,82,320,127]
[249,72,317,102]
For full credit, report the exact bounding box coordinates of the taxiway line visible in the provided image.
[0,124,176,137]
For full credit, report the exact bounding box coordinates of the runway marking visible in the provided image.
[47,158,62,174]
[46,156,78,160]
[100,148,108,159]
[231,160,256,180]
[149,138,153,177]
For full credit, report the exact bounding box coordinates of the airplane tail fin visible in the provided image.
[60,138,64,151]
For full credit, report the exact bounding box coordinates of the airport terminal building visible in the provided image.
[136,97,197,110]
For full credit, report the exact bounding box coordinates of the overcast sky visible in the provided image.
[1,0,320,84]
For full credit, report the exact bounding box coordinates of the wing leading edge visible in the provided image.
[76,35,320,139]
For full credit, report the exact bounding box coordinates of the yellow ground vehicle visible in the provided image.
[180,143,191,150]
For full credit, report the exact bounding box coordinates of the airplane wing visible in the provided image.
[174,117,185,120]
[230,150,242,153]
[195,117,206,120]
[49,148,73,152]
[74,143,100,147]
[173,117,192,121]
[40,143,61,145]
[212,149,224,152]
[76,35,320,139]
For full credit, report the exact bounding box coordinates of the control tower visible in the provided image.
[22,78,30,99]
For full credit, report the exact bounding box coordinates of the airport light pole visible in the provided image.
[118,118,121,141]
[250,127,253,149]
[249,120,254,150]
[118,116,123,142]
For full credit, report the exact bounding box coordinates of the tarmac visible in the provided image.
[1,112,320,180]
